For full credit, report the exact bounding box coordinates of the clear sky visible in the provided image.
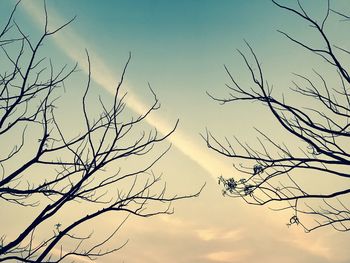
[1,0,350,262]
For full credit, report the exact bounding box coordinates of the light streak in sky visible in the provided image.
[20,1,235,179]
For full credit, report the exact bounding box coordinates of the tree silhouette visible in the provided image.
[0,2,201,262]
[204,0,350,232]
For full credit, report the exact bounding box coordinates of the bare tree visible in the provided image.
[0,2,201,262]
[204,0,350,232]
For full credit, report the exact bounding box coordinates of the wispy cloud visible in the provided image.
[18,1,234,180]
[205,250,250,262]
[196,227,243,242]
[159,215,244,242]
[281,231,332,261]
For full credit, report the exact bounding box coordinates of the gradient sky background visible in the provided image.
[1,0,350,262]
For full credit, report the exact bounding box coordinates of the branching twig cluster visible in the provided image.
[205,0,350,232]
[0,2,202,262]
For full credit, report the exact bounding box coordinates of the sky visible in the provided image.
[1,0,350,263]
